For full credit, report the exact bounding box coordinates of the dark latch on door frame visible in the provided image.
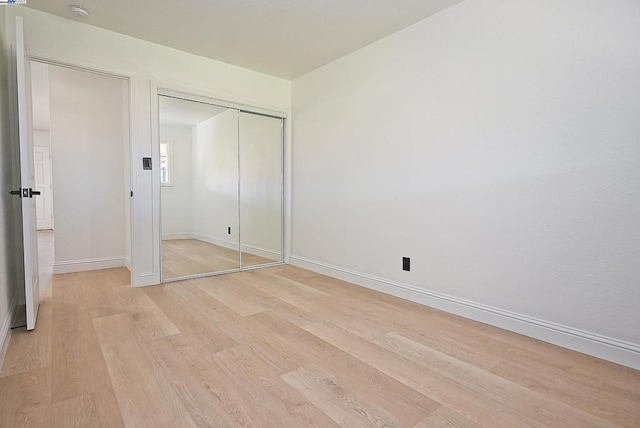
[9,188,41,198]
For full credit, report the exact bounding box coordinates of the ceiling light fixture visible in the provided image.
[69,5,89,17]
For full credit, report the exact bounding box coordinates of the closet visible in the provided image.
[158,95,284,281]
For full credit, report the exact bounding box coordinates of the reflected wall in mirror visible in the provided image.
[239,112,283,268]
[160,96,240,280]
[159,95,286,281]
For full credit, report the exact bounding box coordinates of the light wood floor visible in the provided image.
[1,266,639,427]
[163,239,277,279]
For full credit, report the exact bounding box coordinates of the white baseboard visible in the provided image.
[241,244,281,260]
[53,256,127,274]
[193,233,239,251]
[163,233,281,261]
[134,272,158,288]
[162,233,194,240]
[0,292,18,374]
[290,255,640,370]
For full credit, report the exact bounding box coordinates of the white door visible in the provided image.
[34,146,53,230]
[15,17,40,330]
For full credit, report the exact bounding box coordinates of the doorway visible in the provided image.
[29,60,132,295]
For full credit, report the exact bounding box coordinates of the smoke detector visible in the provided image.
[69,5,89,18]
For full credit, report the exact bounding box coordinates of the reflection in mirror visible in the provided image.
[239,112,284,268]
[160,96,239,280]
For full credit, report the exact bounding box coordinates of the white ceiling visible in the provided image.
[159,96,228,127]
[25,0,463,79]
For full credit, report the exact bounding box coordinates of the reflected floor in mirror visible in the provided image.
[162,239,278,279]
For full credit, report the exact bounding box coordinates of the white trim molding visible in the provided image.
[290,255,640,370]
[241,244,281,260]
[163,233,281,260]
[162,233,194,241]
[53,256,127,274]
[192,233,240,251]
[0,292,19,374]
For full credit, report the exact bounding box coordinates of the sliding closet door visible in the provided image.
[239,112,284,268]
[160,95,240,280]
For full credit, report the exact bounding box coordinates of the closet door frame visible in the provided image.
[151,84,287,283]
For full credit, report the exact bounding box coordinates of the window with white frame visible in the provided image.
[160,142,172,186]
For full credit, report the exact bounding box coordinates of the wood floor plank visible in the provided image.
[168,279,246,323]
[303,321,541,427]
[160,415,199,428]
[51,273,84,305]
[111,287,180,341]
[282,363,402,428]
[1,300,53,377]
[490,358,640,426]
[213,274,318,326]
[376,317,504,371]
[373,331,617,427]
[191,274,269,316]
[250,312,439,426]
[79,269,127,320]
[93,313,187,428]
[0,366,52,427]
[420,309,640,397]
[414,406,481,428]
[215,347,340,427]
[50,301,123,426]
[144,285,238,354]
[167,281,311,374]
[50,302,97,399]
[238,269,328,300]
[144,334,262,427]
[269,265,321,281]
[242,276,389,340]
[51,394,101,428]
[296,286,503,369]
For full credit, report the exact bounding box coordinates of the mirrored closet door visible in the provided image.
[159,95,284,281]
[239,112,284,268]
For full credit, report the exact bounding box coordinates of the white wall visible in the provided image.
[192,110,239,247]
[160,124,193,236]
[291,0,640,368]
[30,60,49,131]
[33,129,50,147]
[3,6,291,286]
[48,65,127,272]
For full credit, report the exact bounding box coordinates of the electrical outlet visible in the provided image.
[403,257,410,271]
